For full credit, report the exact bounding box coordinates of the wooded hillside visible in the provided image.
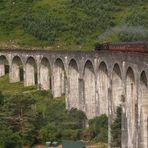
[0,0,147,50]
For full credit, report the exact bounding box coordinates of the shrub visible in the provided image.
[22,12,64,44]
[89,114,108,143]
[125,10,148,27]
[111,106,122,147]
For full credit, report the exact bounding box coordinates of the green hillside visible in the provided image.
[0,0,147,50]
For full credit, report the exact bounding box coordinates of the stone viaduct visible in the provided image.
[0,49,148,148]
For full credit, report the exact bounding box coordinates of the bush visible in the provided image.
[22,12,64,44]
[62,129,80,140]
[89,114,108,143]
[79,129,93,141]
[39,122,61,142]
[0,124,22,148]
[125,10,148,27]
[119,9,148,42]
[111,106,122,147]
[0,91,4,105]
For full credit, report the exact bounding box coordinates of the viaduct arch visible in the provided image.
[40,57,51,90]
[0,49,147,148]
[112,63,122,117]
[25,57,38,86]
[11,56,24,82]
[68,59,79,109]
[84,60,96,119]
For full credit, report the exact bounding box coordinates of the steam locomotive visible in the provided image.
[95,42,148,53]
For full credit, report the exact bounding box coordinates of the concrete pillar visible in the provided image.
[79,78,85,112]
[65,77,69,110]
[10,56,24,83]
[112,64,122,117]
[40,58,50,90]
[53,59,65,97]
[84,61,96,119]
[121,62,128,148]
[121,94,128,148]
[68,60,79,109]
[108,75,112,148]
[26,62,35,86]
[0,61,5,77]
[10,62,20,82]
[140,72,148,148]
[25,58,36,86]
[110,64,123,147]
[97,62,108,115]
[126,68,137,148]
[37,63,40,89]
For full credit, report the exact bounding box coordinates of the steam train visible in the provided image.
[95,42,148,53]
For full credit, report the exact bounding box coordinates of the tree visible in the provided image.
[68,108,87,129]
[0,122,22,148]
[4,93,36,142]
[111,106,122,147]
[89,114,108,143]
[0,91,4,106]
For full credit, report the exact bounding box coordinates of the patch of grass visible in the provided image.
[0,74,36,95]
[86,143,107,148]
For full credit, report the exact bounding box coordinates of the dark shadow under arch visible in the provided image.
[0,55,9,76]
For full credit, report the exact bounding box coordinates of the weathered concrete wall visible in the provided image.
[0,49,148,148]
[97,62,109,116]
[68,59,79,109]
[112,64,122,117]
[140,71,148,148]
[84,60,96,119]
[126,67,137,148]
[0,59,5,77]
[10,56,23,82]
[40,58,50,90]
[25,57,37,86]
[53,58,65,97]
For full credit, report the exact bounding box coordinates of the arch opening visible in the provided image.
[0,55,9,77]
[126,67,137,147]
[112,64,122,117]
[11,56,24,82]
[97,62,109,116]
[40,58,51,90]
[84,60,96,119]
[25,57,37,86]
[69,59,79,109]
[140,71,148,148]
[53,58,66,97]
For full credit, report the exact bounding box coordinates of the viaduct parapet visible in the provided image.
[0,49,148,148]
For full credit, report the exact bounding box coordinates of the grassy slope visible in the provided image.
[0,0,147,50]
[0,74,63,112]
[0,73,65,118]
[0,74,36,95]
